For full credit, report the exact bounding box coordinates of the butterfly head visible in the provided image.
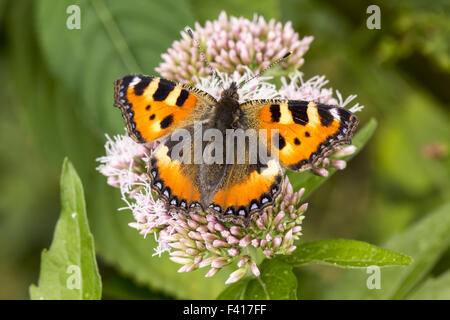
[220,81,239,100]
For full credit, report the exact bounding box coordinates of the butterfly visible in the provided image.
[114,74,359,224]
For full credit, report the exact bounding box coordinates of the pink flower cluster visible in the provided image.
[156,11,313,83]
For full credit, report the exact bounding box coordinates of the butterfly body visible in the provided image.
[114,74,359,224]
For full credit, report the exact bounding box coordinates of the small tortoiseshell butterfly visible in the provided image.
[114,43,358,225]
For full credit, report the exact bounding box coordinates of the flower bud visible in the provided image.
[230,226,242,237]
[205,268,219,278]
[239,235,251,247]
[225,267,247,284]
[249,260,260,277]
[227,248,240,257]
[170,257,192,265]
[332,160,347,170]
[211,257,230,269]
[314,167,329,177]
[334,145,356,157]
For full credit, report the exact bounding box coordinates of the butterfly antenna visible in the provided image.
[185,27,223,89]
[239,51,292,89]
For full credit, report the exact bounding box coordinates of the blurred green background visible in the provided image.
[0,0,448,299]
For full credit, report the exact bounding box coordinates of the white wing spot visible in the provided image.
[130,76,141,87]
[330,108,340,121]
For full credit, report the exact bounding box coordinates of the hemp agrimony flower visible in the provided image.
[156,11,313,83]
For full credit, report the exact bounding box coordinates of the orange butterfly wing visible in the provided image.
[149,143,202,211]
[114,74,215,143]
[209,160,284,220]
[242,100,359,171]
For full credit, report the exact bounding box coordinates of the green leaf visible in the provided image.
[380,202,450,299]
[244,259,297,299]
[326,202,450,299]
[29,158,101,300]
[217,259,297,300]
[292,268,329,300]
[217,279,250,300]
[288,118,377,198]
[408,270,450,300]
[35,0,196,137]
[283,239,412,268]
